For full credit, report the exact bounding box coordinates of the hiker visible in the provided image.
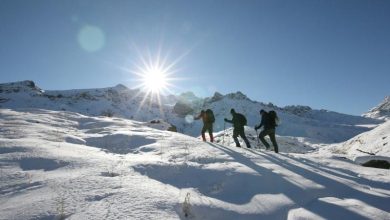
[255,109,279,153]
[224,108,251,148]
[194,109,215,142]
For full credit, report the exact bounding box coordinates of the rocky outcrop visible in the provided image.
[283,105,312,116]
[209,92,224,102]
[226,91,249,100]
[173,101,194,116]
[0,80,43,94]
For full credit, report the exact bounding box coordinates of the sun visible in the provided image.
[122,46,189,114]
[129,48,181,97]
[141,66,168,94]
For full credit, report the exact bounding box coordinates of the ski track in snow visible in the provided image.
[0,109,389,220]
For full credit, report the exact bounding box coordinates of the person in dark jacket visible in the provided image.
[224,108,251,148]
[194,110,214,142]
[255,109,278,153]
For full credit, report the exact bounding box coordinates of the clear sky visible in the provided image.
[0,0,389,115]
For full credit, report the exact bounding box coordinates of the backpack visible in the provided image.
[235,113,247,126]
[268,110,279,126]
[205,109,215,123]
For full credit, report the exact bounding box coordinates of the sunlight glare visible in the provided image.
[142,67,168,93]
[122,45,190,116]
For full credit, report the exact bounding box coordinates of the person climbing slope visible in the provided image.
[224,108,251,148]
[194,109,215,142]
[255,109,279,153]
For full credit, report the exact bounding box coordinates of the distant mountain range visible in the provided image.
[0,80,388,143]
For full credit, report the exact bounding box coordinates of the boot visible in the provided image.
[201,133,206,142]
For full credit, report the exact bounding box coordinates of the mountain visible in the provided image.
[0,80,175,121]
[0,80,384,143]
[363,96,390,120]
[1,108,389,219]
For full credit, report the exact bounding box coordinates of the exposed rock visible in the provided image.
[226,91,249,100]
[283,105,312,116]
[210,92,224,102]
[0,80,43,94]
[173,101,194,116]
[101,109,114,117]
[362,160,390,169]
[168,125,177,132]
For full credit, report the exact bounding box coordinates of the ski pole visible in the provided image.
[255,128,260,145]
[222,121,226,145]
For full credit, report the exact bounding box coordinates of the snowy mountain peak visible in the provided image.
[225,91,250,101]
[209,92,224,102]
[113,83,130,92]
[363,96,390,120]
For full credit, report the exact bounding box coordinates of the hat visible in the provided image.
[230,108,235,114]
[260,109,265,113]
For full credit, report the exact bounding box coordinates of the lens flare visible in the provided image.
[185,115,194,124]
[77,25,105,52]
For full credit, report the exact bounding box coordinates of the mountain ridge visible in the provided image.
[0,80,385,143]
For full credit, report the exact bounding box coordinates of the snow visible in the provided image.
[324,120,390,157]
[1,108,389,219]
[363,96,390,120]
[0,80,385,144]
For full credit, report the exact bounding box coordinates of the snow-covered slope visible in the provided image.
[193,93,381,143]
[0,80,176,121]
[324,120,390,158]
[363,96,390,120]
[1,109,389,219]
[0,80,383,143]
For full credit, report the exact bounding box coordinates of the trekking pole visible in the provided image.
[255,128,260,146]
[222,121,226,145]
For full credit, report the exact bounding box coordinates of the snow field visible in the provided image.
[0,109,389,219]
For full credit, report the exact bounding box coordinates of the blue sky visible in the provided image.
[0,0,389,115]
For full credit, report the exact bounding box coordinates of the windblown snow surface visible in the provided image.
[1,109,389,219]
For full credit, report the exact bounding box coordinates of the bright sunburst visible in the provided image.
[122,46,187,115]
[141,66,169,94]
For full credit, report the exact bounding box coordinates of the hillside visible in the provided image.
[323,120,390,163]
[363,96,390,120]
[0,80,384,144]
[1,109,389,219]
